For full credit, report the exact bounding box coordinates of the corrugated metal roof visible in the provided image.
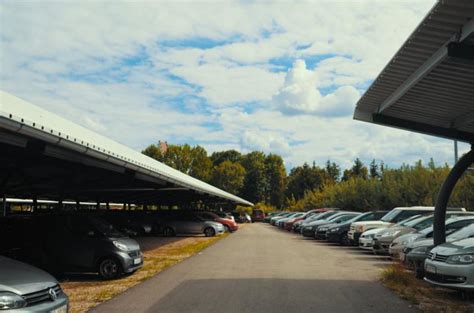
[0,91,253,206]
[354,0,474,143]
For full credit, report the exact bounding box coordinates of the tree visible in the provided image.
[342,158,368,181]
[240,151,268,203]
[325,160,341,182]
[285,163,330,200]
[369,159,380,179]
[265,154,287,208]
[210,150,242,166]
[210,161,246,195]
[142,143,212,182]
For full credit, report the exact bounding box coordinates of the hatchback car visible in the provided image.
[33,214,143,280]
[0,256,69,312]
[160,211,225,237]
[195,211,239,232]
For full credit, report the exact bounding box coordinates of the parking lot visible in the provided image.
[91,223,417,313]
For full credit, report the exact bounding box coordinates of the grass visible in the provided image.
[61,233,228,313]
[381,263,474,313]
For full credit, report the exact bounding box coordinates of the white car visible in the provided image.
[359,228,384,250]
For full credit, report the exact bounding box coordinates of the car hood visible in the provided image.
[111,237,141,251]
[0,256,58,295]
[354,221,392,227]
[431,238,474,255]
[393,233,421,245]
[362,228,385,236]
[306,220,330,227]
[409,238,434,249]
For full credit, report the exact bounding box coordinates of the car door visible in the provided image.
[59,216,98,270]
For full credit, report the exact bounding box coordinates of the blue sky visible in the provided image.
[0,0,469,170]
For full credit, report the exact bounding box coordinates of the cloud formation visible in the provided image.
[1,0,468,170]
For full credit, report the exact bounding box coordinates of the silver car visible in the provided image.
[160,212,224,237]
[425,237,474,290]
[0,256,69,312]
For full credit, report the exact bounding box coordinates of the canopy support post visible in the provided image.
[2,195,6,217]
[434,146,474,246]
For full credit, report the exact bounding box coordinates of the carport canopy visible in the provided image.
[353,0,474,245]
[0,91,253,208]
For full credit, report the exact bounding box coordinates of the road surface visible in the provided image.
[91,223,418,313]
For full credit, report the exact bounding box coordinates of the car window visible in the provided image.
[356,212,374,222]
[448,224,474,241]
[380,209,401,222]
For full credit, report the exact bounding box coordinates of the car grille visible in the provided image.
[128,250,141,258]
[425,272,466,284]
[427,252,448,263]
[23,285,62,307]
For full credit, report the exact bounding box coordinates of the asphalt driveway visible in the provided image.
[91,223,418,313]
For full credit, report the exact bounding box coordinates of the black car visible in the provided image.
[326,211,388,244]
[314,213,361,239]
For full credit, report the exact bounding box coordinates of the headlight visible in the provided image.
[319,227,328,231]
[364,233,375,239]
[330,227,339,232]
[0,292,27,310]
[401,237,416,246]
[392,230,401,237]
[113,240,129,251]
[410,246,431,255]
[447,254,474,264]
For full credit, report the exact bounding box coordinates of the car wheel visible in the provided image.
[204,227,216,237]
[163,227,176,237]
[224,225,230,233]
[98,257,122,280]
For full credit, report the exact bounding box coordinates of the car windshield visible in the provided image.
[412,217,434,231]
[380,209,401,222]
[396,215,423,226]
[90,217,123,237]
[448,224,474,241]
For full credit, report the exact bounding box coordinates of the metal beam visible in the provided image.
[377,17,474,114]
[434,147,474,246]
[372,114,474,143]
[2,195,6,217]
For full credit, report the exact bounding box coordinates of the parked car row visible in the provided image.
[269,206,474,292]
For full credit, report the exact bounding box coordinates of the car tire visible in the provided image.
[163,227,176,237]
[204,227,216,237]
[98,257,122,280]
[224,225,230,233]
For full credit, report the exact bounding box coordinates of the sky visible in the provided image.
[0,0,469,170]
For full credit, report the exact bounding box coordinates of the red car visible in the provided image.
[195,211,239,232]
[251,209,266,222]
[283,208,330,231]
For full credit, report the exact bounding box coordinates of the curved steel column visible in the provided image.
[434,147,474,246]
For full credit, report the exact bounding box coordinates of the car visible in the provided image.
[406,220,474,278]
[270,212,293,225]
[284,210,321,231]
[373,212,472,255]
[214,211,235,222]
[160,211,225,237]
[390,215,474,260]
[0,255,69,312]
[301,212,353,238]
[424,237,474,290]
[297,211,339,234]
[195,211,239,232]
[32,214,144,280]
[251,209,266,222]
[326,211,388,245]
[100,211,154,237]
[264,212,279,223]
[231,211,248,223]
[314,212,361,239]
[277,212,305,228]
[359,228,384,250]
[348,206,461,244]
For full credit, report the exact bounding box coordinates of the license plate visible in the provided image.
[133,257,142,265]
[50,305,67,313]
[426,264,436,274]
[399,253,405,262]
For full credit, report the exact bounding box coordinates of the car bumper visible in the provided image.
[326,232,342,243]
[424,259,474,290]
[389,244,404,259]
[302,228,315,237]
[372,239,390,254]
[15,293,69,313]
[117,250,144,273]
[359,237,374,250]
[315,231,327,239]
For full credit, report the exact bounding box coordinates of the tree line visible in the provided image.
[142,143,474,211]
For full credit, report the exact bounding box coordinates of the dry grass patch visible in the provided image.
[381,263,474,313]
[61,234,228,313]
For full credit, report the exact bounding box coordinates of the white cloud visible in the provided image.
[272,60,360,115]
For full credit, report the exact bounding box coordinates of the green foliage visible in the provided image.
[210,161,246,195]
[285,163,330,200]
[143,143,473,212]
